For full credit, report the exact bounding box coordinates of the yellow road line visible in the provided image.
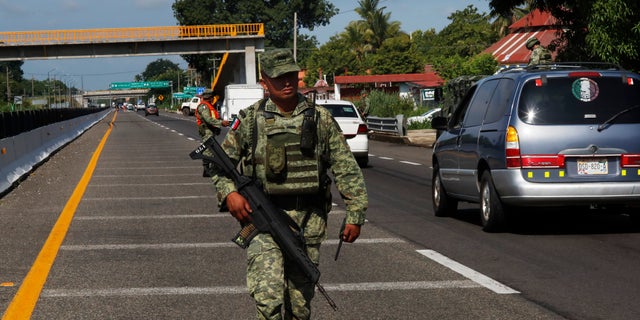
[2,111,117,320]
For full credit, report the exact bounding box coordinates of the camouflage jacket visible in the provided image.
[196,101,223,138]
[529,46,552,65]
[211,94,368,243]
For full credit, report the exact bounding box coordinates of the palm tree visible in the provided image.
[489,2,532,37]
[341,21,372,65]
[353,0,402,53]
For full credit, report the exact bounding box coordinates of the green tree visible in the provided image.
[135,59,185,107]
[489,2,531,37]
[0,61,24,106]
[303,36,358,86]
[489,0,640,71]
[368,35,423,75]
[436,5,499,58]
[353,0,403,53]
[171,0,338,81]
[137,59,182,81]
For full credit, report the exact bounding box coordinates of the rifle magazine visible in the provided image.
[232,223,259,249]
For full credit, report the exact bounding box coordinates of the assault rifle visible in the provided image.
[190,136,337,310]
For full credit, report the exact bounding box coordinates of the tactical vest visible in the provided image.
[196,101,220,126]
[252,104,321,195]
[539,47,552,62]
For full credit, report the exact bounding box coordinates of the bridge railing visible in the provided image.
[0,24,264,45]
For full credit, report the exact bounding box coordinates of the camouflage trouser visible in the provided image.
[247,233,320,320]
[199,127,214,174]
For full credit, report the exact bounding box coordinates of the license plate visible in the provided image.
[577,158,608,175]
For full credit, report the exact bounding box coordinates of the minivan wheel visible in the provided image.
[432,165,458,217]
[480,171,507,232]
[357,155,369,168]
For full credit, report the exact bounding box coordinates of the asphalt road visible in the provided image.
[1,109,637,319]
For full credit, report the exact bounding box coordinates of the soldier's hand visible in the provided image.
[342,224,361,243]
[221,120,230,127]
[226,192,252,224]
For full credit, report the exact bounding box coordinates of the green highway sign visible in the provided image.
[110,81,171,89]
[172,92,192,99]
[183,86,206,95]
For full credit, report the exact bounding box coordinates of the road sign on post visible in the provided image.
[110,81,171,90]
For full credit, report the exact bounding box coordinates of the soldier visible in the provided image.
[526,37,553,65]
[196,89,229,177]
[211,48,368,319]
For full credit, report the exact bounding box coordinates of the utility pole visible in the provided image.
[5,66,11,104]
[208,56,221,90]
[293,12,298,62]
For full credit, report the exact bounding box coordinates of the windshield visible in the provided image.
[320,104,359,118]
[518,76,640,125]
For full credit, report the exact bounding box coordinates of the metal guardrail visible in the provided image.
[0,24,264,45]
[365,115,405,136]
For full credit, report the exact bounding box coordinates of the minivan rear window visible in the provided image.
[518,76,640,125]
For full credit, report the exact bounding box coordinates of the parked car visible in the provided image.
[407,107,442,125]
[316,99,369,167]
[431,63,640,232]
[144,104,159,116]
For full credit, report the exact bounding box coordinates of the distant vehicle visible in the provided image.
[316,99,369,167]
[145,104,159,116]
[220,84,265,120]
[126,103,134,111]
[135,102,146,111]
[431,62,640,232]
[181,96,201,116]
[407,107,442,125]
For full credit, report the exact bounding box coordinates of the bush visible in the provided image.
[364,90,416,118]
[407,119,433,130]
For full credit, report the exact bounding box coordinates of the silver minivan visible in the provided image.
[431,63,640,231]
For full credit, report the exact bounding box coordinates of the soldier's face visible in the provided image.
[261,71,298,101]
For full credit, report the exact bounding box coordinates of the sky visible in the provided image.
[0,0,490,91]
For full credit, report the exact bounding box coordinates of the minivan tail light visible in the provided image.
[621,154,640,167]
[505,126,521,168]
[521,155,566,168]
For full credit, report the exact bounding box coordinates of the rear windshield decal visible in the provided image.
[572,78,599,102]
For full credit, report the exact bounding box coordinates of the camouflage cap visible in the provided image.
[525,37,540,50]
[201,89,214,99]
[260,48,300,78]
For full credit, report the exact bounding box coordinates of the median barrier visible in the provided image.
[0,109,111,195]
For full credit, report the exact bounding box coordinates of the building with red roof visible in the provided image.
[484,9,563,65]
[332,66,444,106]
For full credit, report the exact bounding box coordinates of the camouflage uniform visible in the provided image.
[529,46,553,65]
[196,93,223,176]
[526,37,553,65]
[212,95,368,319]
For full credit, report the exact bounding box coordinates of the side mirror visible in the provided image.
[431,116,448,130]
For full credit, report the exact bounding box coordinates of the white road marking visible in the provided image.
[82,196,211,201]
[378,157,394,160]
[88,182,210,187]
[41,280,481,298]
[399,161,421,166]
[74,214,228,220]
[417,249,519,294]
[59,238,403,251]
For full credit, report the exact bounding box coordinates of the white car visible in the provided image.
[316,99,369,167]
[407,107,442,125]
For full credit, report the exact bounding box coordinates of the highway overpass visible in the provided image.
[0,24,265,87]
